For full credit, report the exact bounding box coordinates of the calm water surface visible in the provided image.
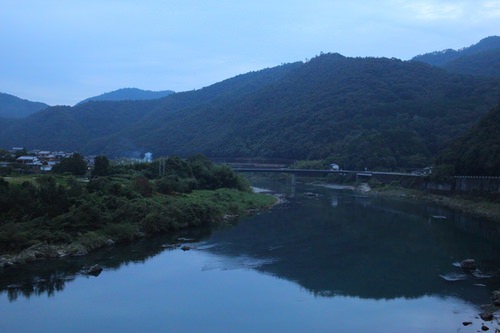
[1,180,499,332]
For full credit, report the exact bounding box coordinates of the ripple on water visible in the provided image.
[439,273,468,281]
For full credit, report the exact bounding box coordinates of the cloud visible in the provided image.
[398,0,500,21]
[481,0,500,18]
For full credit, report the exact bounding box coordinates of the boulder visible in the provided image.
[460,259,477,270]
[82,264,103,276]
[480,311,493,321]
[491,290,500,306]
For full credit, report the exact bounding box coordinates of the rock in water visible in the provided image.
[82,264,103,276]
[491,290,500,306]
[480,311,493,321]
[460,259,477,270]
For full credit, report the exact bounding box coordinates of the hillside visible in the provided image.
[442,49,500,77]
[113,54,499,170]
[412,36,500,77]
[0,54,499,170]
[0,62,301,155]
[77,88,174,105]
[0,92,50,118]
[435,104,500,176]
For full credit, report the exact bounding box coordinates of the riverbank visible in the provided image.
[312,180,500,223]
[367,185,500,223]
[0,156,280,268]
[0,188,277,270]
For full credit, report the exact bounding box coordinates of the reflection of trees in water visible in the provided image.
[0,227,212,302]
[6,273,72,302]
[3,187,499,305]
[203,191,500,303]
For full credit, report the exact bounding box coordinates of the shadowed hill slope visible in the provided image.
[0,54,499,170]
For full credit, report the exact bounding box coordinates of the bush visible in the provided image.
[102,223,140,243]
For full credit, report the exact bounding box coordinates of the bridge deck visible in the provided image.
[232,167,420,178]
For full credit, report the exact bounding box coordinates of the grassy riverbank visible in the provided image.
[0,156,276,261]
[368,184,500,223]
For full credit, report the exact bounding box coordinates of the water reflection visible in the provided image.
[1,183,499,306]
[0,227,212,302]
[201,186,500,303]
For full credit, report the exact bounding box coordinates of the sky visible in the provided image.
[0,0,498,106]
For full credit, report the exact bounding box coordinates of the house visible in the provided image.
[16,156,41,165]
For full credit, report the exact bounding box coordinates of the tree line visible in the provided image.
[0,154,271,254]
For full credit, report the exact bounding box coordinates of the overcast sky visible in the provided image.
[1,0,498,106]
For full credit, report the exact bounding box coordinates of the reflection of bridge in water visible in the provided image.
[232,167,422,185]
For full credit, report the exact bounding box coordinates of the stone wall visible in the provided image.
[454,176,500,193]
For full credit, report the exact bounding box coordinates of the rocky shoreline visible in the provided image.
[0,241,111,271]
[0,193,282,272]
[369,186,500,330]
[365,185,500,223]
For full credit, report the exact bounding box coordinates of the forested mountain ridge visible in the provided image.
[0,92,50,118]
[435,104,500,176]
[412,36,500,77]
[0,53,499,170]
[0,63,302,155]
[76,88,175,105]
[117,54,499,170]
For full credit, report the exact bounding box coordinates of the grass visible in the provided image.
[182,188,277,214]
[369,183,500,223]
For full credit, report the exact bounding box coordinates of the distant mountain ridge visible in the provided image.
[77,88,175,105]
[436,104,500,176]
[412,36,500,77]
[0,37,499,171]
[0,92,50,118]
[1,53,498,171]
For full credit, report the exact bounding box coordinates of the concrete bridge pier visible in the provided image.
[290,173,296,198]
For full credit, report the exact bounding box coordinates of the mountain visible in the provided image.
[0,53,499,171]
[0,92,50,118]
[435,104,500,176]
[0,63,301,155]
[77,88,175,105]
[412,36,500,77]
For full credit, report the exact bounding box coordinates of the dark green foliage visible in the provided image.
[156,175,196,194]
[443,49,500,77]
[412,36,500,71]
[77,88,174,105]
[435,104,500,176]
[52,153,87,175]
[92,155,109,177]
[0,92,49,118]
[0,155,266,254]
[133,176,153,197]
[2,54,498,172]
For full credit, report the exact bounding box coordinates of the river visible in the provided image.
[1,179,499,332]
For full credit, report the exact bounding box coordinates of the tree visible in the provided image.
[133,176,153,197]
[92,156,110,177]
[53,153,87,176]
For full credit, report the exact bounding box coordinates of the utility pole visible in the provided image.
[158,158,167,177]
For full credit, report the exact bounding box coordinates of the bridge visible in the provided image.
[232,167,422,185]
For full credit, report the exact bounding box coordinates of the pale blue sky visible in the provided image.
[1,0,498,105]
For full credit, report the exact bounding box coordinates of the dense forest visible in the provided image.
[434,104,500,177]
[412,35,500,77]
[76,88,175,105]
[0,38,499,172]
[0,92,49,118]
[0,154,273,255]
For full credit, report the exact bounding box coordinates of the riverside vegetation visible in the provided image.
[0,154,275,262]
